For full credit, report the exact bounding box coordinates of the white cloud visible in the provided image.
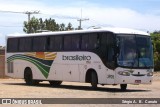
[0,33,3,37]
[0,0,44,11]
[82,7,160,31]
[0,33,5,46]
[0,0,160,46]
[40,6,160,31]
[0,0,159,31]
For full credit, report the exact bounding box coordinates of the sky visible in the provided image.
[0,0,160,46]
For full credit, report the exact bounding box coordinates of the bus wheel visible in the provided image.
[91,72,98,89]
[49,81,62,87]
[120,84,127,91]
[24,68,37,86]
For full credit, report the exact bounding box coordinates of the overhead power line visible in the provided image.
[0,25,22,28]
[0,10,23,14]
[0,10,78,20]
[0,10,40,22]
[0,10,90,29]
[42,13,79,19]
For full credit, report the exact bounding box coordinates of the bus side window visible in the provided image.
[7,38,19,52]
[19,37,32,52]
[88,33,99,50]
[25,38,32,52]
[81,34,89,50]
[49,36,55,51]
[54,36,63,51]
[72,35,80,50]
[45,36,50,51]
[64,35,72,51]
[33,36,46,52]
[19,38,25,52]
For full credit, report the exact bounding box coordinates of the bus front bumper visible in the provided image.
[114,68,153,84]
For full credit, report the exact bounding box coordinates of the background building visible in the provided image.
[0,48,5,78]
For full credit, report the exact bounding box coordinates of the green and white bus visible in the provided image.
[5,27,154,91]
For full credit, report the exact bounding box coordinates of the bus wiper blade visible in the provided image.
[146,65,153,68]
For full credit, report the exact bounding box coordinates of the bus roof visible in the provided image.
[7,27,149,38]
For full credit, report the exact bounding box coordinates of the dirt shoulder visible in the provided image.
[153,72,160,81]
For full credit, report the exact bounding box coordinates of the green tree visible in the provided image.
[59,23,66,31]
[66,22,74,31]
[23,17,40,33]
[44,18,59,31]
[23,17,75,33]
[151,31,160,71]
[39,18,45,30]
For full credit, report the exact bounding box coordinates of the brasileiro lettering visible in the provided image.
[62,55,91,61]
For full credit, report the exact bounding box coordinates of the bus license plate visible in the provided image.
[135,80,141,83]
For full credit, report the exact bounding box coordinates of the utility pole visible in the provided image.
[24,11,40,22]
[77,18,89,30]
[77,9,89,30]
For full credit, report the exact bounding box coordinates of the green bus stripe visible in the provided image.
[9,57,49,78]
[7,55,51,78]
[8,57,49,78]
[7,55,51,67]
[7,55,50,72]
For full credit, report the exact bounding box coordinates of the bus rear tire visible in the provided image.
[91,72,98,89]
[49,81,62,86]
[120,84,127,91]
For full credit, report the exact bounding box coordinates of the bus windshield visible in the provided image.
[117,34,153,68]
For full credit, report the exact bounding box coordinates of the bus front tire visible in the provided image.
[24,68,39,86]
[120,84,127,91]
[91,72,98,89]
[49,81,62,86]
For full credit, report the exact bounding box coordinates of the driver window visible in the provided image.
[99,32,115,69]
[107,33,115,63]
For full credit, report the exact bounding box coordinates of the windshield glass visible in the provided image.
[117,34,153,68]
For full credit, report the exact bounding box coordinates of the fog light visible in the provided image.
[147,72,153,76]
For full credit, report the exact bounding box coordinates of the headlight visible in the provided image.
[147,72,153,76]
[118,71,130,76]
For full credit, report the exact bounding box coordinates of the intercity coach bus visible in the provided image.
[5,27,154,91]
